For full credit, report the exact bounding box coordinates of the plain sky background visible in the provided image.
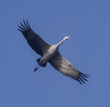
[0,0,110,107]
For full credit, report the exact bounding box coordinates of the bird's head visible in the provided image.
[64,36,72,41]
[57,36,72,46]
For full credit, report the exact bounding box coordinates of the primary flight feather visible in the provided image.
[18,20,90,84]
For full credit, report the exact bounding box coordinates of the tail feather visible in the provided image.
[37,58,41,64]
[37,58,47,67]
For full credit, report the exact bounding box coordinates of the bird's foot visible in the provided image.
[34,65,40,72]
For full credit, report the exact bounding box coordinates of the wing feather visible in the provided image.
[18,20,51,56]
[23,19,30,29]
[49,52,89,84]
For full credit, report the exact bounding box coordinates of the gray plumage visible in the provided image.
[18,20,90,84]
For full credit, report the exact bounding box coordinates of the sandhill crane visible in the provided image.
[18,20,89,84]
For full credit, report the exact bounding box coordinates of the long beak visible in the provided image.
[69,35,72,38]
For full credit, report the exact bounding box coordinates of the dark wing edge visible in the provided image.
[18,19,31,34]
[78,72,90,85]
[49,52,90,85]
[18,19,51,56]
[18,19,34,41]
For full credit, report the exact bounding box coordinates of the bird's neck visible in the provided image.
[57,38,66,47]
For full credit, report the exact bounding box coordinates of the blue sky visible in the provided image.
[0,0,110,107]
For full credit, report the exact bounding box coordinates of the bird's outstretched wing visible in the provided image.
[18,20,51,56]
[49,52,89,84]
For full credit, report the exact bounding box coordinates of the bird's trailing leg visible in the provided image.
[34,65,40,72]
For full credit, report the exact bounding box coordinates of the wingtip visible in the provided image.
[18,19,31,32]
[78,72,90,85]
[17,28,22,31]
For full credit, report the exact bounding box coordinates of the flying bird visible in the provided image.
[18,20,90,84]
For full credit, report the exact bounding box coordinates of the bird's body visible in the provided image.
[37,45,58,67]
[18,20,90,84]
